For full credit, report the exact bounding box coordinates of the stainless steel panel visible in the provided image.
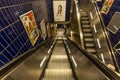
[1,40,53,80]
[67,41,109,80]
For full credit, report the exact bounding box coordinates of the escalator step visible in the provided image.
[86,48,96,53]
[85,38,94,42]
[48,62,70,69]
[44,69,73,78]
[50,55,68,59]
[81,14,88,17]
[84,33,92,37]
[56,41,63,43]
[85,43,95,47]
[42,78,74,80]
[81,17,89,20]
[83,29,91,33]
[81,12,88,14]
[53,49,66,52]
[82,21,90,24]
[82,25,90,28]
[50,59,68,63]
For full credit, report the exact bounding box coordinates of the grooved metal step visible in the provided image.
[83,29,92,33]
[85,43,95,47]
[48,62,70,69]
[81,17,89,20]
[85,38,94,42]
[81,14,88,17]
[81,12,88,14]
[49,55,68,62]
[44,69,73,78]
[84,33,92,37]
[43,77,74,80]
[82,25,90,28]
[86,48,96,53]
[82,21,90,24]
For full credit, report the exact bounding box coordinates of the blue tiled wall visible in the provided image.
[66,0,71,21]
[0,0,49,67]
[97,0,120,67]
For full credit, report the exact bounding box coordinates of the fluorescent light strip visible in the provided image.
[48,40,55,54]
[90,12,93,19]
[68,48,71,54]
[93,25,97,33]
[101,53,105,63]
[97,39,101,48]
[53,40,56,45]
[48,48,51,54]
[72,56,77,68]
[40,56,47,68]
[51,45,53,49]
[67,45,71,54]
[114,25,118,31]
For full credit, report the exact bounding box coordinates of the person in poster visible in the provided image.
[53,1,66,21]
[20,10,40,46]
[56,5,62,16]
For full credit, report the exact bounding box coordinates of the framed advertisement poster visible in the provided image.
[107,12,120,34]
[53,0,66,21]
[114,41,120,54]
[20,10,40,46]
[40,20,47,40]
[101,0,114,14]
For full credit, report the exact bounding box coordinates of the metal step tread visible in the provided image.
[50,55,68,59]
[84,33,92,37]
[81,14,88,17]
[85,38,94,42]
[44,69,73,78]
[81,17,89,20]
[85,43,95,47]
[86,48,96,53]
[49,60,69,63]
[42,77,74,80]
[83,29,92,32]
[82,25,91,28]
[56,41,63,43]
[82,21,90,24]
[48,62,70,69]
[52,51,66,55]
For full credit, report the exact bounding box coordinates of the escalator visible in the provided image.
[42,39,74,80]
[1,37,120,80]
[81,11,96,54]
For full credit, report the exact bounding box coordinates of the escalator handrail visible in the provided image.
[91,0,119,72]
[67,38,120,80]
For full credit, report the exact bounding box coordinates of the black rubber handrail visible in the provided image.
[67,38,120,80]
